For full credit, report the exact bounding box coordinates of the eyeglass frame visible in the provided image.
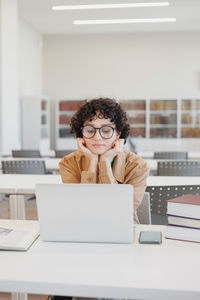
[82,125,116,139]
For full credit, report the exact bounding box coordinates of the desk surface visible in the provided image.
[0,174,61,194]
[138,151,200,159]
[0,219,200,300]
[147,176,200,186]
[0,174,200,195]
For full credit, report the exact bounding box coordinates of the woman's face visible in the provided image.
[82,115,120,155]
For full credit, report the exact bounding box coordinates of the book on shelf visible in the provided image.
[166,194,200,243]
[166,225,200,243]
[167,194,200,219]
[0,224,39,251]
[167,215,200,229]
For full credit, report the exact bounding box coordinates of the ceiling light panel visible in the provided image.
[52,2,170,11]
[74,18,176,25]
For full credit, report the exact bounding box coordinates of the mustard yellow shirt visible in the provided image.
[59,150,149,223]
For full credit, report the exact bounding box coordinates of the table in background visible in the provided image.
[1,175,200,220]
[138,151,200,160]
[0,174,61,219]
[147,176,200,186]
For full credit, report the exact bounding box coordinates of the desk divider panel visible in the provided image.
[158,161,200,176]
[146,185,200,225]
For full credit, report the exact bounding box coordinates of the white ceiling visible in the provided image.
[18,0,200,34]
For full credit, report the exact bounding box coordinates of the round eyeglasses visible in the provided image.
[82,125,115,139]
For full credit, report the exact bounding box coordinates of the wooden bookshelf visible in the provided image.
[56,100,86,149]
[120,100,146,137]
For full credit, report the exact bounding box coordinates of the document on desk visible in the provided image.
[0,226,39,251]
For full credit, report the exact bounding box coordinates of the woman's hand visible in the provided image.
[77,138,98,163]
[100,139,124,163]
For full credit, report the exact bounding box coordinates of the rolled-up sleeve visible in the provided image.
[81,171,96,183]
[98,160,118,184]
[124,155,149,223]
[59,155,96,183]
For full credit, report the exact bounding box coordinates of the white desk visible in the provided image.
[0,174,61,219]
[138,151,200,160]
[0,220,200,300]
[1,174,200,220]
[146,159,158,171]
[147,176,200,186]
[44,158,60,172]
[189,152,200,159]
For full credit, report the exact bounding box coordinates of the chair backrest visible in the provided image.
[55,150,74,158]
[12,150,41,158]
[154,151,188,160]
[146,185,200,225]
[127,138,137,153]
[158,161,200,176]
[137,192,151,224]
[1,160,46,174]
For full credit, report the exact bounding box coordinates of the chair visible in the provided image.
[154,151,188,160]
[146,185,200,225]
[157,161,200,176]
[127,137,137,153]
[2,160,47,174]
[12,150,41,158]
[137,192,151,224]
[55,150,74,158]
[1,160,47,205]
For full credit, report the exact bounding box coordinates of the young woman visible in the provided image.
[59,98,149,223]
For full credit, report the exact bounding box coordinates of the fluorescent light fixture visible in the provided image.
[74,18,176,25]
[52,2,169,11]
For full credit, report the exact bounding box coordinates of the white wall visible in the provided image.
[0,0,20,154]
[19,19,43,96]
[43,32,200,100]
[18,19,44,150]
[43,31,200,150]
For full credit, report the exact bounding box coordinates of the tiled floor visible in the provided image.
[0,196,45,300]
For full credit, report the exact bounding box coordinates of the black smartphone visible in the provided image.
[139,231,162,244]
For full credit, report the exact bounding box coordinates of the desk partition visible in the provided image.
[146,185,200,224]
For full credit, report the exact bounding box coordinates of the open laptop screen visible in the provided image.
[36,184,134,244]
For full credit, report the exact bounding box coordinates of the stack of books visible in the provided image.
[166,194,200,243]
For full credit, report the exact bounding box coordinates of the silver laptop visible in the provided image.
[36,184,134,244]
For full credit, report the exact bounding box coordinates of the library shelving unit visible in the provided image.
[119,100,146,137]
[55,98,200,150]
[56,99,86,149]
[21,96,50,151]
[149,99,177,138]
[119,98,200,139]
[181,99,200,138]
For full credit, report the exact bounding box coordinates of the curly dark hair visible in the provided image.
[70,98,130,143]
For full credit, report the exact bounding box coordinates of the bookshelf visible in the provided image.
[21,96,50,151]
[181,99,200,138]
[120,98,200,139]
[149,99,177,138]
[56,99,86,149]
[120,100,146,137]
[55,98,200,149]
